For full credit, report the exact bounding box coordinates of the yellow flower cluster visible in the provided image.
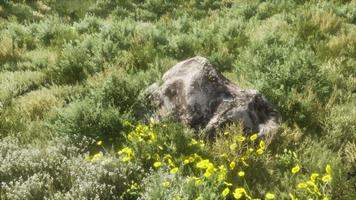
[118,147,135,162]
[196,159,215,177]
[127,123,157,144]
[116,123,276,199]
[256,140,265,155]
[290,164,332,199]
[90,152,103,162]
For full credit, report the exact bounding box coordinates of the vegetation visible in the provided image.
[0,0,355,199]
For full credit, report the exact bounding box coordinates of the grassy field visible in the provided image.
[0,0,355,199]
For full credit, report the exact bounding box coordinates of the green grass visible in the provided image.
[0,0,355,199]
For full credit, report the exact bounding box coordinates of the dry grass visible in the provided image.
[312,10,341,34]
[327,30,356,57]
[0,34,22,62]
[0,71,47,104]
[14,87,64,120]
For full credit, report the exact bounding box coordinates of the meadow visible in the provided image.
[0,0,355,199]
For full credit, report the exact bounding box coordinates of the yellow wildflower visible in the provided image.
[306,180,321,195]
[250,134,258,141]
[204,166,214,177]
[297,182,307,189]
[190,139,198,146]
[118,147,135,162]
[127,133,134,141]
[325,164,332,174]
[183,158,192,164]
[196,159,215,177]
[96,140,103,145]
[193,153,202,160]
[233,188,246,199]
[195,196,203,200]
[84,155,91,161]
[229,161,236,169]
[259,141,265,149]
[238,171,245,177]
[167,158,175,167]
[153,161,162,168]
[241,157,249,167]
[218,165,227,181]
[220,153,228,160]
[195,178,203,186]
[186,155,197,164]
[199,140,205,148]
[196,159,213,169]
[91,152,103,162]
[224,181,233,186]
[237,136,246,142]
[310,173,319,182]
[163,154,171,160]
[322,175,332,183]
[291,164,300,174]
[256,148,264,155]
[230,143,237,151]
[222,187,230,197]
[289,193,298,200]
[170,167,179,174]
[265,193,275,199]
[162,181,170,188]
[146,153,152,160]
[154,153,161,160]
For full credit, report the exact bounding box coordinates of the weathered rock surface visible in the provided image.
[145,56,280,137]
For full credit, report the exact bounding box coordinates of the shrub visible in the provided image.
[50,41,101,84]
[99,74,145,113]
[74,14,103,34]
[48,98,129,145]
[34,16,79,47]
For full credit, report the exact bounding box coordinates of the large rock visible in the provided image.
[145,56,280,137]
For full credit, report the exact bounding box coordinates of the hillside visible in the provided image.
[0,0,355,199]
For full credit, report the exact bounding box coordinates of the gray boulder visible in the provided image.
[145,56,280,137]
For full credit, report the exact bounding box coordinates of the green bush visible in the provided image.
[50,39,104,84]
[49,98,129,144]
[34,16,79,47]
